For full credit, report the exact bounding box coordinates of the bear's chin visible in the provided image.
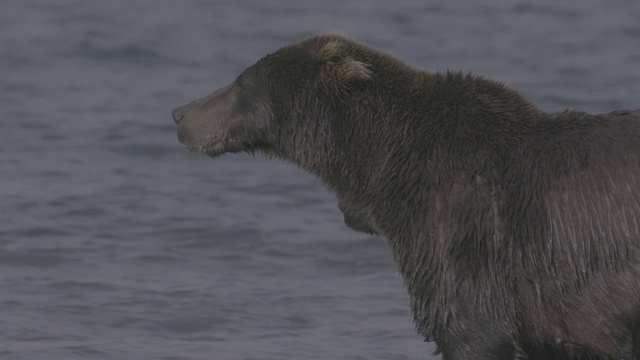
[186,138,268,159]
[185,138,230,158]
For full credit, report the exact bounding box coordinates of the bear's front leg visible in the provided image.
[436,324,525,360]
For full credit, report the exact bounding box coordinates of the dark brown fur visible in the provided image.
[173,34,640,360]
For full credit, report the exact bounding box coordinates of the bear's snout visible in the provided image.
[171,105,188,125]
[173,82,260,157]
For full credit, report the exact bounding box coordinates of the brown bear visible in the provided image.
[172,33,640,360]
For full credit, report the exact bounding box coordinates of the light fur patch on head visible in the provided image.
[319,40,343,63]
[319,40,372,83]
[332,57,371,81]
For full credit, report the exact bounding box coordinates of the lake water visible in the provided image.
[1,1,639,359]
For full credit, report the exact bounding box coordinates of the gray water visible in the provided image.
[1,1,639,359]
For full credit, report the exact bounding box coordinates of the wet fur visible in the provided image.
[174,34,640,359]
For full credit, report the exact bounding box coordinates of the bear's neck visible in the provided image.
[275,70,540,228]
[310,71,538,199]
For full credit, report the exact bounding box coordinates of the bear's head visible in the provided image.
[172,33,374,162]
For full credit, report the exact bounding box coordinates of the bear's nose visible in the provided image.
[172,106,186,125]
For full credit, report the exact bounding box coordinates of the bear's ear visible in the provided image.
[318,40,372,84]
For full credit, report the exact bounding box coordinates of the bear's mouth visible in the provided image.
[186,138,251,158]
[185,138,226,157]
[185,137,273,159]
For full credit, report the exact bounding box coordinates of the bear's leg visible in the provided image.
[633,321,640,360]
[436,325,525,360]
[437,330,611,360]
